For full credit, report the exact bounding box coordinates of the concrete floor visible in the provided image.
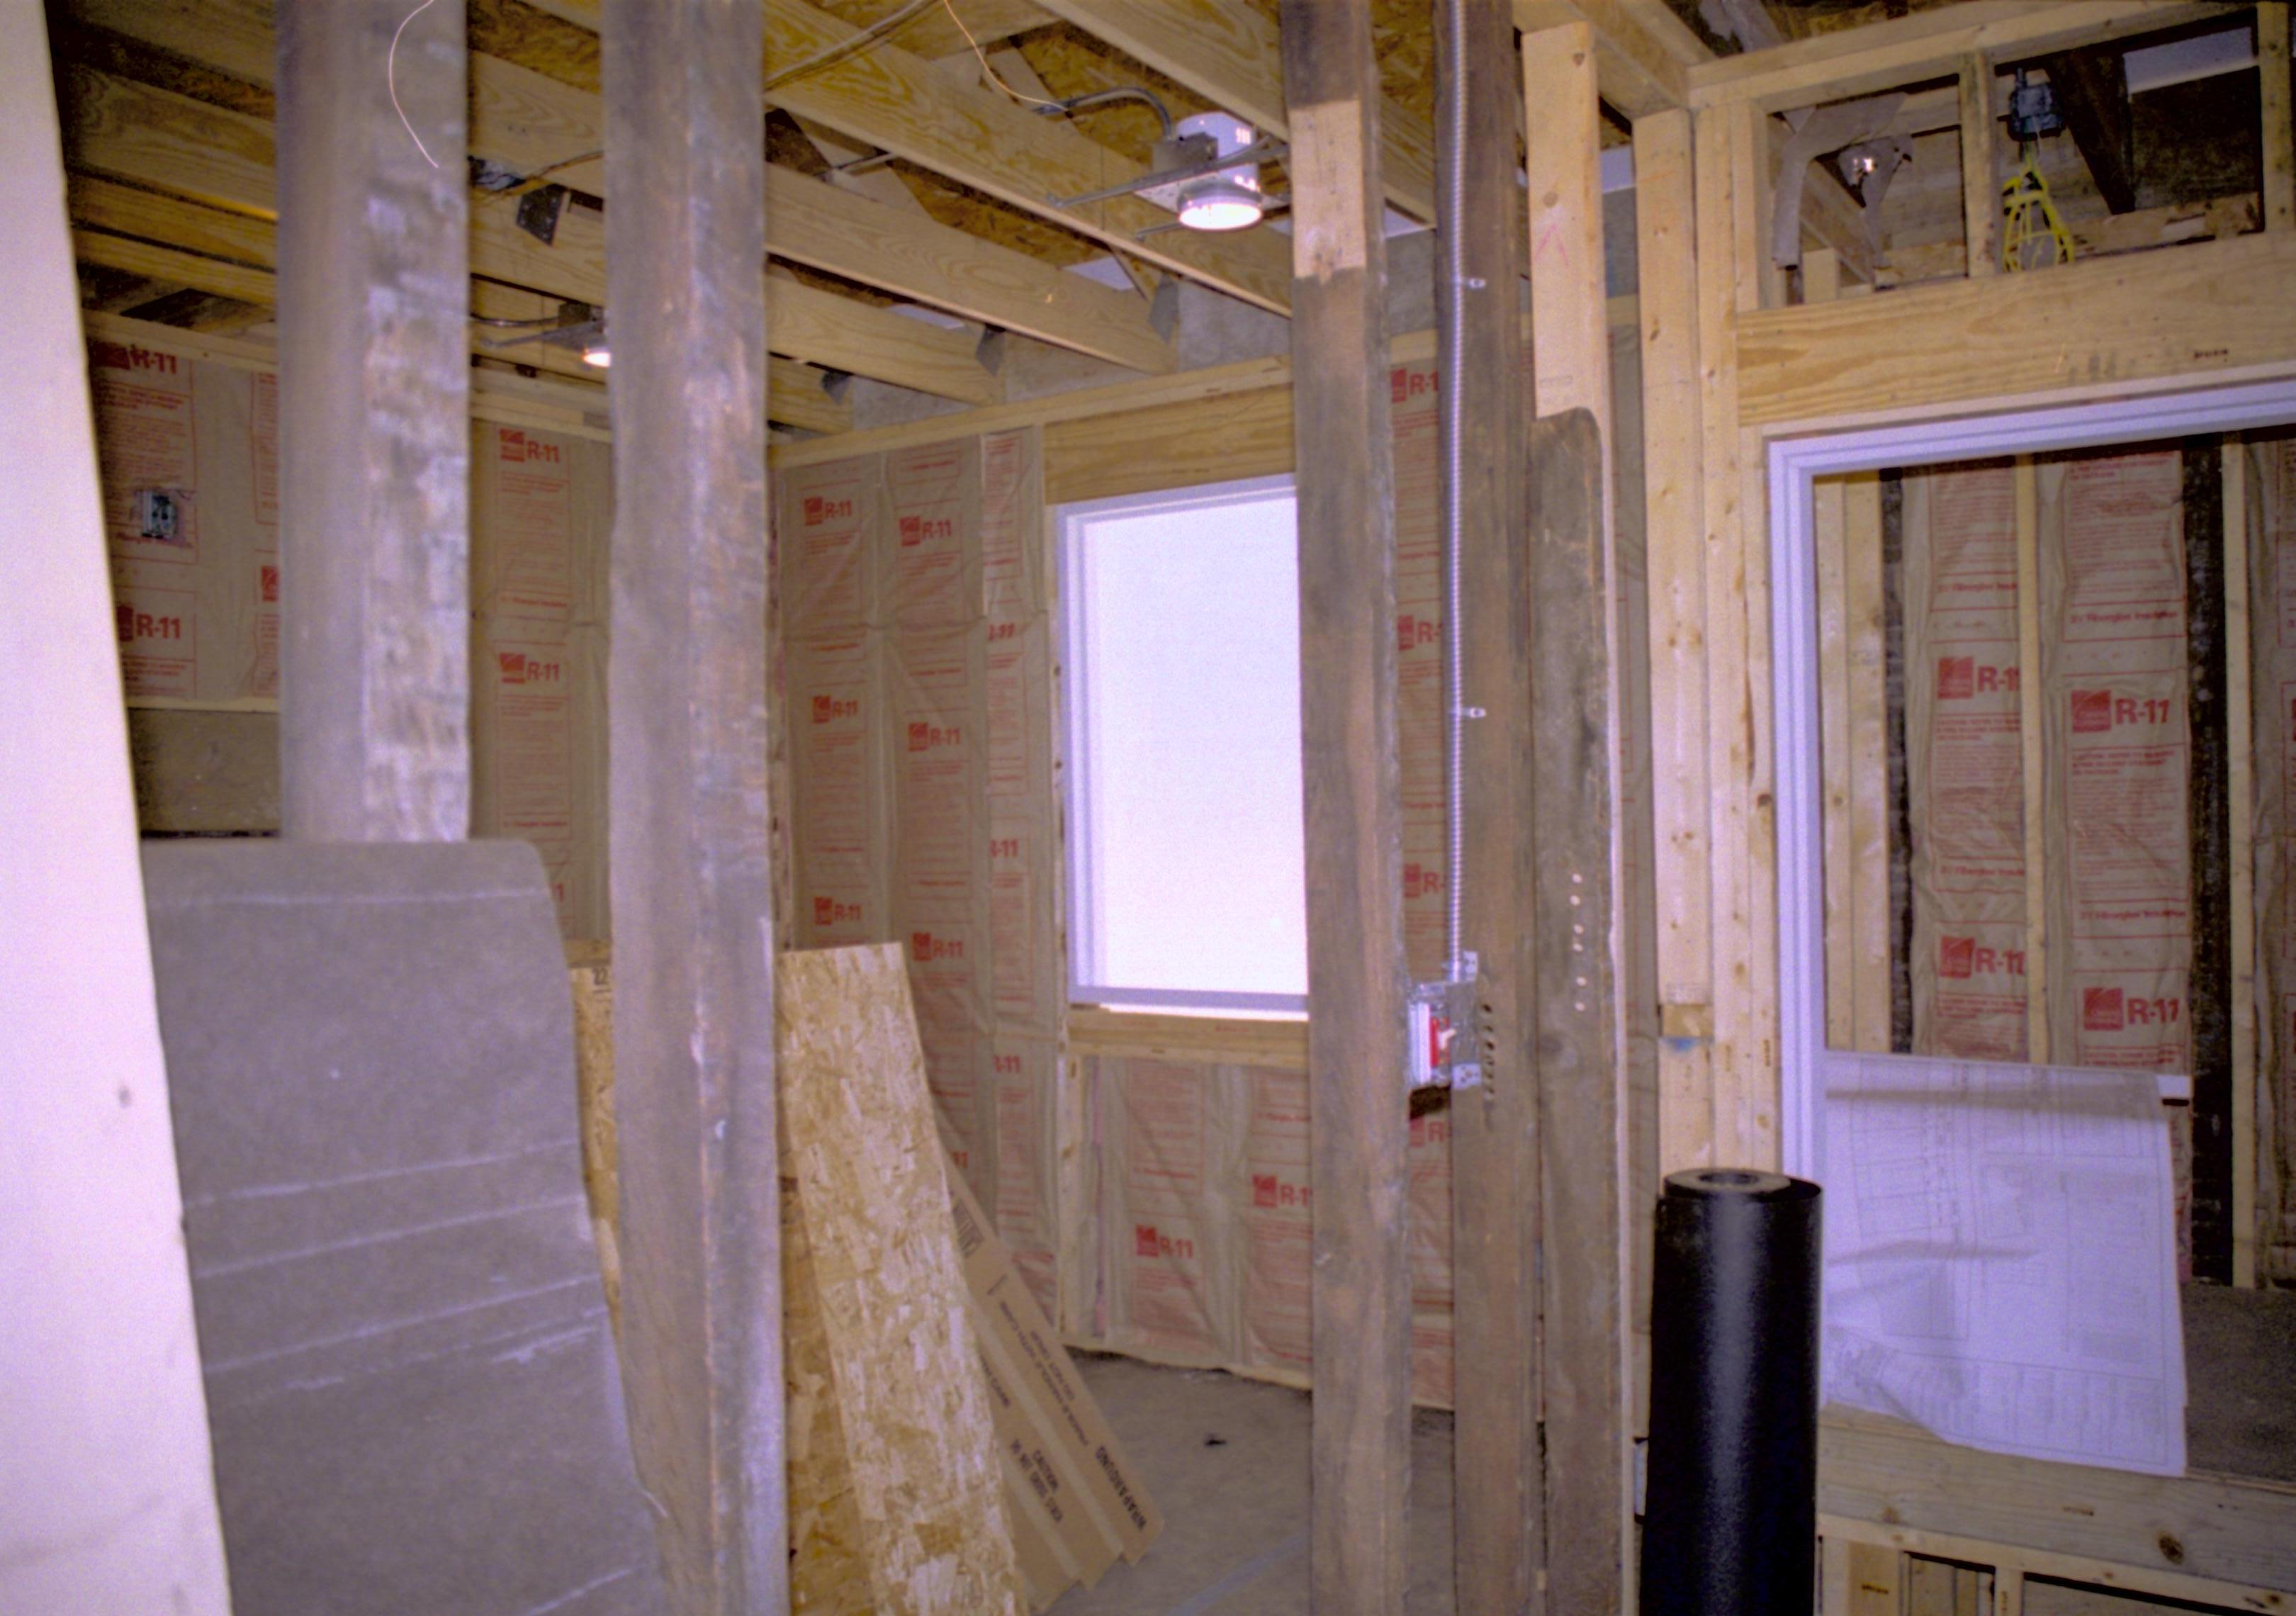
[1052,1356,1458,1615]
[1049,1286,2295,1612]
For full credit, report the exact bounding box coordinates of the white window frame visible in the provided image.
[1057,473,1308,1015]
[1770,376,2296,1183]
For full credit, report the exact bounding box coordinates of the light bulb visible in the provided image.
[1177,179,1264,232]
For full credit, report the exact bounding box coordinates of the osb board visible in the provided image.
[779,943,1026,1616]
[569,961,619,1326]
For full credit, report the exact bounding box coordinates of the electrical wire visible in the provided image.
[388,0,444,170]
[764,0,939,91]
[936,0,1062,108]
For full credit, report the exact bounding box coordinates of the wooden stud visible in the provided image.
[2188,434,2236,1281]
[1959,54,1998,279]
[1527,410,1628,1615]
[1526,21,1635,1611]
[1276,4,1412,1606]
[1635,105,1716,1174]
[1446,4,1538,1610]
[274,0,468,843]
[600,0,784,1607]
[1808,252,1855,1052]
[2015,457,2049,1060]
[1692,101,1778,1169]
[1840,472,1891,1051]
[2263,3,2295,231]
[2227,442,2259,1286]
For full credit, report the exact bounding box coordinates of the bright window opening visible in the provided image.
[1059,476,1307,1012]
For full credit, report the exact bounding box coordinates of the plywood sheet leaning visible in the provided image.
[779,943,1028,1616]
[570,958,620,1327]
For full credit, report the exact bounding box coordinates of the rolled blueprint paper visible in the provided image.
[1641,1167,1822,1616]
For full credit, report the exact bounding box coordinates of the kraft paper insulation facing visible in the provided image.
[777,340,1661,1413]
[1898,451,2198,1269]
[2253,435,2296,1283]
[86,330,612,941]
[780,429,1066,1319]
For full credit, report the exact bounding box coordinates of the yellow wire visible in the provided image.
[938,0,1063,109]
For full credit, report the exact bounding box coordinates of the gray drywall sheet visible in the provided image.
[142,839,663,1616]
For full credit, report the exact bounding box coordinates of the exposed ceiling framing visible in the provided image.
[48,0,2267,429]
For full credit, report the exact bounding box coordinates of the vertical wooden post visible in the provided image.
[1845,472,1891,1052]
[2015,457,2049,1061]
[275,0,470,841]
[1447,1,1538,1610]
[1277,5,1412,1609]
[600,2,783,1610]
[1959,55,1999,278]
[1692,101,1777,1169]
[2261,4,2295,231]
[2227,444,2259,1287]
[1635,105,1715,1175]
[1525,21,1630,1612]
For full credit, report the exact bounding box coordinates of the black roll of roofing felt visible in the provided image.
[1640,1168,1823,1616]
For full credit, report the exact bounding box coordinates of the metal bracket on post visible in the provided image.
[1407,951,1485,1091]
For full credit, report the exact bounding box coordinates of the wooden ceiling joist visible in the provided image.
[68,172,852,431]
[1688,1,2235,113]
[60,66,1003,403]
[63,0,1172,375]
[1514,0,1709,117]
[1027,0,1439,221]
[757,0,1295,313]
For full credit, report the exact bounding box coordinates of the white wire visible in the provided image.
[389,0,444,170]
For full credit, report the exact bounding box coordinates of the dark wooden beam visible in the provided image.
[274,0,468,841]
[600,0,785,1610]
[1529,410,1626,1611]
[1446,1,1542,1612]
[1277,4,1412,1610]
[2043,44,2138,214]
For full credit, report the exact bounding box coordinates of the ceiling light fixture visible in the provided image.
[1173,113,1264,232]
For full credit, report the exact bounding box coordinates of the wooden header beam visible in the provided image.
[1735,228,2296,427]
[1515,0,1709,116]
[1688,1,2232,113]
